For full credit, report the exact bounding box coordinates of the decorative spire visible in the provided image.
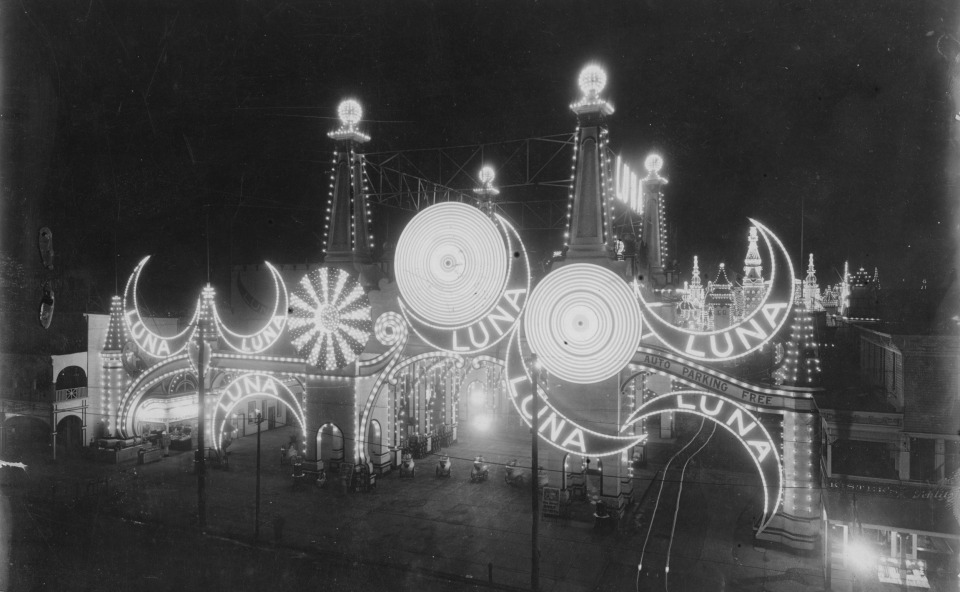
[103,295,129,353]
[690,255,702,288]
[744,227,762,275]
[561,64,618,267]
[473,165,500,218]
[805,253,817,285]
[324,99,374,267]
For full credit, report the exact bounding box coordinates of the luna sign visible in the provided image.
[394,203,530,355]
[622,390,783,534]
[123,257,289,359]
[636,219,795,363]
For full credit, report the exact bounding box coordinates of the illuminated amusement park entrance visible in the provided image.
[95,75,825,556]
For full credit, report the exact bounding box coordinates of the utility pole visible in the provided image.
[196,322,207,531]
[531,354,541,592]
[254,408,264,542]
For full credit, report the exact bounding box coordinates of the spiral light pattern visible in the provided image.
[524,263,642,384]
[395,202,508,327]
[374,311,405,346]
[288,267,372,370]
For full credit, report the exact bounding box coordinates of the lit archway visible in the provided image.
[317,423,345,467]
[622,390,783,534]
[367,420,382,462]
[211,373,305,453]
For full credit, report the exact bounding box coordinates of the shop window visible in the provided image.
[909,437,936,482]
[945,441,960,479]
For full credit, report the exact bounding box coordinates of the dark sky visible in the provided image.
[3,0,959,317]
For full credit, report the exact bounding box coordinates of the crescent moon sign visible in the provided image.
[621,389,783,534]
[214,262,289,354]
[636,219,795,363]
[122,256,200,358]
[401,214,530,355]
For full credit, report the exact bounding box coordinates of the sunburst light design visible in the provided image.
[288,267,372,370]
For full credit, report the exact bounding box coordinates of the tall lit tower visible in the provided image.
[803,254,821,310]
[325,99,375,278]
[561,64,617,267]
[640,153,669,287]
[742,226,765,314]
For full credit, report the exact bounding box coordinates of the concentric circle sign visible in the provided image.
[395,202,509,328]
[524,263,642,384]
[288,267,372,370]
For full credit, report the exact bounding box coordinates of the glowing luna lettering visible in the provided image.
[451,289,527,352]
[124,309,173,357]
[218,375,280,413]
[683,303,789,358]
[238,317,286,352]
[675,394,771,462]
[519,393,586,454]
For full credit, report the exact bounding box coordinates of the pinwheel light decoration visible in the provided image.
[288,267,372,370]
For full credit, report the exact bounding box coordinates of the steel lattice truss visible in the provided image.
[361,134,577,231]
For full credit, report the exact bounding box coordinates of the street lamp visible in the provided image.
[253,407,265,542]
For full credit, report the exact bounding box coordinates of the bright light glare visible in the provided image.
[644,153,664,173]
[472,413,492,432]
[479,165,496,185]
[578,64,607,97]
[469,385,486,406]
[846,541,875,571]
[337,99,362,126]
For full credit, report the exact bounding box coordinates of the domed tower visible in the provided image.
[742,226,766,315]
[803,254,821,311]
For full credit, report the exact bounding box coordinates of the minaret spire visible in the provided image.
[324,99,372,268]
[742,226,765,314]
[562,64,616,267]
[639,153,669,286]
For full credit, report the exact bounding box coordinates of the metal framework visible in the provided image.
[361,134,577,230]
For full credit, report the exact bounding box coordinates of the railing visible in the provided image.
[56,387,87,402]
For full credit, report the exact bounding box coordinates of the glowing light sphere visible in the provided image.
[578,65,607,98]
[644,153,664,174]
[374,311,404,346]
[524,263,642,384]
[479,165,496,185]
[337,99,362,126]
[288,267,372,370]
[395,202,509,328]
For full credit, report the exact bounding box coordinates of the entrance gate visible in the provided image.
[624,345,821,549]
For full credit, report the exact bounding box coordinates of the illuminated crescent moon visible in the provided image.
[213,262,289,354]
[122,256,200,358]
[636,219,795,362]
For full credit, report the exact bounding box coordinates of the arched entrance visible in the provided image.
[317,423,343,469]
[56,415,83,455]
[317,423,344,468]
[55,366,87,390]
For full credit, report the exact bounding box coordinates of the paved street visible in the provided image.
[0,422,868,592]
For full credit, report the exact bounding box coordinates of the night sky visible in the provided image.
[3,0,959,322]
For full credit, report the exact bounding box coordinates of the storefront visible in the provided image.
[824,482,959,589]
